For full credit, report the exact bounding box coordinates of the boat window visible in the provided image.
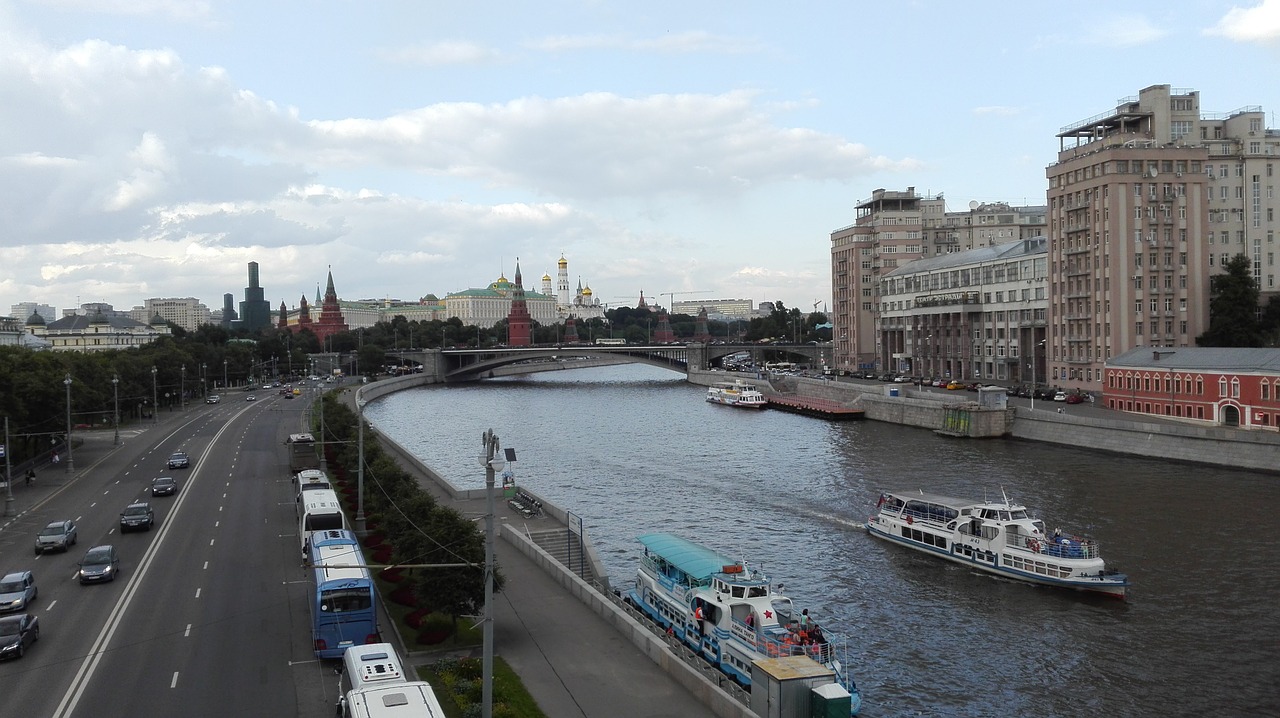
[1011,509,1028,520]
[1000,511,1011,521]
[748,586,767,598]
[732,586,744,598]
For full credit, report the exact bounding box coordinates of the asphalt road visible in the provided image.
[0,390,344,718]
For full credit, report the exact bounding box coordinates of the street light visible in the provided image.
[180,365,186,410]
[201,362,207,398]
[151,366,158,424]
[1030,340,1046,412]
[112,374,120,446]
[480,429,515,718]
[63,374,75,472]
[223,359,228,390]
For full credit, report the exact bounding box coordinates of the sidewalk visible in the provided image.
[341,385,721,718]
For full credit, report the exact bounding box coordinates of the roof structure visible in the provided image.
[1108,347,1280,372]
[636,533,735,581]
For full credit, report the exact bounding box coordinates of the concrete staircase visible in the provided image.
[522,528,597,587]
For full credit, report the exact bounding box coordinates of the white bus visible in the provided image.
[299,489,346,556]
[595,337,626,345]
[337,643,447,717]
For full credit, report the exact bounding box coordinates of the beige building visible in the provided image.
[129,297,212,332]
[671,298,756,318]
[1047,84,1278,391]
[27,309,171,352]
[880,237,1048,382]
[830,188,1046,375]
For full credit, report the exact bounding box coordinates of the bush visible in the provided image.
[389,586,418,607]
[405,607,432,629]
[415,613,454,645]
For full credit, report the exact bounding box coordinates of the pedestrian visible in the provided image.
[694,603,705,636]
[799,608,811,630]
[26,468,35,486]
[51,452,60,465]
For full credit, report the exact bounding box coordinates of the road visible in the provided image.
[0,390,344,718]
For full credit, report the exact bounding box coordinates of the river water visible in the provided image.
[364,364,1280,718]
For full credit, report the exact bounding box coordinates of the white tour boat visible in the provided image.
[866,490,1129,599]
[706,380,767,408]
[625,533,861,714]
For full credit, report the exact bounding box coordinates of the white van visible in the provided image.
[294,470,332,517]
[341,643,405,692]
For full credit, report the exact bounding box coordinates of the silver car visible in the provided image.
[34,520,77,554]
[0,572,36,613]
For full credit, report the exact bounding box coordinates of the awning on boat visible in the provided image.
[636,533,736,581]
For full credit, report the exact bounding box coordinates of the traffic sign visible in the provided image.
[0,444,5,458]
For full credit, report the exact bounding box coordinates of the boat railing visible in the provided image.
[1021,533,1101,560]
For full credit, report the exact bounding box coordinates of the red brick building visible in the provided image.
[1103,347,1280,430]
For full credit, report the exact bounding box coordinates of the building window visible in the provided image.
[1219,377,1228,397]
[1232,378,1241,398]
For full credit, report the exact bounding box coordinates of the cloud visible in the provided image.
[378,41,505,67]
[1031,14,1167,49]
[31,0,213,22]
[1206,0,1280,43]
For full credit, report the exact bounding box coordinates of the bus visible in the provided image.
[308,530,380,659]
[594,337,626,346]
[764,361,797,372]
[287,433,320,473]
[337,643,447,717]
[299,489,347,557]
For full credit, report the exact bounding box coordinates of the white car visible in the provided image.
[246,395,257,402]
[1053,391,1068,402]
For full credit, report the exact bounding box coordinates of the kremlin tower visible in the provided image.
[507,259,533,346]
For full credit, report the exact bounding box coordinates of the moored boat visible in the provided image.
[867,490,1129,599]
[706,380,767,408]
[625,533,861,714]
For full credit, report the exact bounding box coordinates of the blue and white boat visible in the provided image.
[867,490,1129,599]
[625,533,861,714]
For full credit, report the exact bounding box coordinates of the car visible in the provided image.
[78,545,120,584]
[1053,391,1068,402]
[946,381,965,390]
[119,502,155,532]
[167,452,190,469]
[246,395,257,401]
[0,571,37,613]
[1066,393,1086,405]
[34,520,77,554]
[205,395,221,404]
[0,613,39,660]
[151,476,178,496]
[1033,387,1057,401]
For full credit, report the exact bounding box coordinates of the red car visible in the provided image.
[1065,393,1086,405]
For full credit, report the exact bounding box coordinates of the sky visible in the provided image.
[2,1,1279,319]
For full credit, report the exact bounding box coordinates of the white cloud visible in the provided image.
[1085,15,1167,47]
[1206,0,1280,43]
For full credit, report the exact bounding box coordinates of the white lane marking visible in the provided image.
[209,538,215,546]
[202,561,208,570]
[214,521,219,528]
[46,600,57,611]
[184,624,191,637]
[195,588,201,598]
[170,672,179,688]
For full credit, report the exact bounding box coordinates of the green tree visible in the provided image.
[1197,254,1265,347]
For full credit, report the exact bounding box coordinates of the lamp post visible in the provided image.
[1030,340,1046,412]
[355,394,367,536]
[201,362,207,399]
[63,374,75,473]
[223,359,228,390]
[112,374,120,446]
[151,366,158,424]
[180,365,186,409]
[479,429,513,718]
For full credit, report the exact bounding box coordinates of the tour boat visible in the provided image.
[867,490,1129,599]
[625,533,861,714]
[706,380,767,408]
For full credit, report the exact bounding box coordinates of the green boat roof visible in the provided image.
[636,533,736,581]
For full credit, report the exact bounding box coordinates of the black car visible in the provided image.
[151,476,178,497]
[0,613,39,660]
[167,452,190,470]
[78,545,121,584]
[119,502,155,532]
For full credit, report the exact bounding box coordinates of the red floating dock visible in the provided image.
[766,395,865,420]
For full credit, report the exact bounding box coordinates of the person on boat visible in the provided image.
[744,611,755,629]
[799,609,811,630]
[694,603,705,636]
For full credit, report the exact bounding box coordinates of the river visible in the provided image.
[363,363,1280,718]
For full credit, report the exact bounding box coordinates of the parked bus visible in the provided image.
[308,530,380,659]
[337,643,446,717]
[594,337,626,345]
[287,432,320,473]
[299,489,346,557]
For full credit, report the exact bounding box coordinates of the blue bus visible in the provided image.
[308,529,380,658]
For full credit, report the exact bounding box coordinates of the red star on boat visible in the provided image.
[764,610,773,619]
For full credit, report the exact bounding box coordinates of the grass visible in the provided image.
[419,656,547,718]
[372,571,482,650]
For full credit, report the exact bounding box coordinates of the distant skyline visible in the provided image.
[2,1,1279,315]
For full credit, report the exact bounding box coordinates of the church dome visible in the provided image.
[582,286,593,296]
[25,312,45,326]
[92,311,112,325]
[542,273,552,281]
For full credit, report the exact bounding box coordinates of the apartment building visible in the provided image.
[129,297,213,332]
[1047,84,1279,392]
[830,188,1045,375]
[879,237,1048,382]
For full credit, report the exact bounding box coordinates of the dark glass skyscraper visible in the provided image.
[238,261,271,332]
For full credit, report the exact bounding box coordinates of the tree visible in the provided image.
[1197,254,1265,347]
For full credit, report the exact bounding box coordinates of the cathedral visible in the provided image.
[540,255,605,321]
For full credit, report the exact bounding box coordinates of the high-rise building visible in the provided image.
[9,302,56,323]
[238,262,271,332]
[221,293,239,328]
[1046,84,1278,391]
